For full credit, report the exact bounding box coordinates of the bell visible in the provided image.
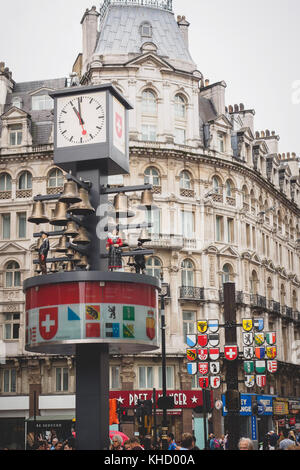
[64,221,79,238]
[65,261,74,272]
[50,262,58,273]
[50,202,69,226]
[137,190,159,211]
[56,235,69,252]
[28,201,49,224]
[72,251,82,263]
[59,181,82,204]
[138,228,152,243]
[113,193,135,218]
[67,188,95,216]
[34,263,42,274]
[34,237,43,252]
[66,248,74,258]
[77,255,88,268]
[72,226,90,245]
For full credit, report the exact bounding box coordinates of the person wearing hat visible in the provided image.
[39,232,50,275]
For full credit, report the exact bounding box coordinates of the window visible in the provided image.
[12,97,22,108]
[174,94,186,119]
[141,124,157,141]
[9,124,22,146]
[5,261,21,288]
[216,215,224,241]
[181,211,194,238]
[252,226,256,249]
[146,208,161,235]
[226,180,233,197]
[32,94,53,111]
[55,367,69,392]
[158,366,174,389]
[2,369,17,393]
[246,223,251,247]
[1,214,11,240]
[110,366,120,390]
[146,257,162,278]
[141,90,157,115]
[17,213,27,239]
[175,128,186,145]
[144,167,160,186]
[227,218,234,243]
[18,171,32,190]
[180,171,191,190]
[3,313,20,340]
[48,168,64,188]
[217,132,225,152]
[250,270,258,295]
[212,176,221,194]
[0,173,12,191]
[138,366,153,389]
[181,259,194,287]
[222,264,233,284]
[140,22,152,38]
[183,311,196,342]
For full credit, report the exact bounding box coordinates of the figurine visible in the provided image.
[38,232,50,275]
[106,230,123,271]
[127,241,146,274]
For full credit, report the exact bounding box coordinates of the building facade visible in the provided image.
[0,0,299,449]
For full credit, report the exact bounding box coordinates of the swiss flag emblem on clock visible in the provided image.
[115,112,123,139]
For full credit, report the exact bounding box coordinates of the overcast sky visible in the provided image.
[0,0,300,153]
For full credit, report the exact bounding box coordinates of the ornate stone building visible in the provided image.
[0,0,299,448]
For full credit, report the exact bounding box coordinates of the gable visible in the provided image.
[0,242,27,254]
[126,52,174,72]
[1,106,29,120]
[219,246,239,258]
[29,87,55,97]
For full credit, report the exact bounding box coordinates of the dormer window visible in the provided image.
[140,22,152,38]
[9,124,23,146]
[32,94,53,111]
[12,97,22,109]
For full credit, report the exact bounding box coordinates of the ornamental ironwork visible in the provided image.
[100,0,173,21]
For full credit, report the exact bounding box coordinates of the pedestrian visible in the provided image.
[63,438,76,450]
[279,429,295,450]
[191,435,200,450]
[55,441,63,450]
[50,437,58,450]
[218,435,225,450]
[267,430,279,450]
[111,434,123,451]
[129,437,144,450]
[289,430,298,445]
[238,437,254,450]
[123,440,131,450]
[176,433,194,450]
[167,432,177,450]
[209,433,220,450]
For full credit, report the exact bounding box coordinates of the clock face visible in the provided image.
[56,92,106,148]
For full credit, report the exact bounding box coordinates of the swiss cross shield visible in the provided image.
[115,112,123,139]
[198,348,208,361]
[199,376,209,389]
[224,345,238,361]
[39,307,58,341]
[267,360,278,373]
[198,362,209,375]
[198,335,208,347]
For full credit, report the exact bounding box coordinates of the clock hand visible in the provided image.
[72,106,87,136]
[78,98,85,125]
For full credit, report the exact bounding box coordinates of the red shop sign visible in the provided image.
[109,390,209,409]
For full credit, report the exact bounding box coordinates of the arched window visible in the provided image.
[0,173,12,191]
[142,90,157,115]
[144,167,160,186]
[250,270,258,295]
[212,176,221,194]
[226,180,233,197]
[5,261,21,288]
[222,263,233,284]
[18,171,32,190]
[179,171,191,190]
[181,259,194,287]
[174,94,186,119]
[146,257,161,278]
[48,168,64,188]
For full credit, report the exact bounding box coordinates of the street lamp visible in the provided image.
[159,271,169,450]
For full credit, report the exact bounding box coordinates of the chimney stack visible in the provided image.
[81,6,100,76]
[177,15,190,48]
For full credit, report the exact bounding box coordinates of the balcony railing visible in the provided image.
[99,0,173,21]
[250,294,267,309]
[179,286,205,301]
[281,306,294,320]
[219,289,244,304]
[267,299,281,314]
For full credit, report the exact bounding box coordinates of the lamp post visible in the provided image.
[160,272,169,450]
